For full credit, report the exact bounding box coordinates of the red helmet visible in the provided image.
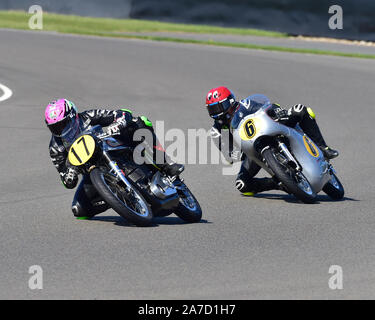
[205,86,236,120]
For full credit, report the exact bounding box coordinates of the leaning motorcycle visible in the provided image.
[67,125,202,226]
[231,94,344,203]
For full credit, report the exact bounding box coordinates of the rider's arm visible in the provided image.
[83,109,134,133]
[209,121,240,163]
[209,121,222,150]
[49,138,78,189]
[210,121,231,153]
[268,103,314,128]
[267,103,290,122]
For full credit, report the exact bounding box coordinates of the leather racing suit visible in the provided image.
[48,108,171,218]
[210,99,334,195]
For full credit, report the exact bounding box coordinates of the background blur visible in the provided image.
[0,0,374,40]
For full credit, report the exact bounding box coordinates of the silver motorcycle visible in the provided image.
[231,94,344,203]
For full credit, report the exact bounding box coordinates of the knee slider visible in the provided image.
[235,179,246,192]
[307,107,316,119]
[235,179,255,194]
[140,116,153,127]
[71,203,87,217]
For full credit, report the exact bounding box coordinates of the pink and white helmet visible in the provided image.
[44,99,79,138]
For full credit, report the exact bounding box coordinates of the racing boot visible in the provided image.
[236,177,279,196]
[149,138,185,177]
[159,162,185,177]
[320,146,339,159]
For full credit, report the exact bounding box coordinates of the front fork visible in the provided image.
[261,141,301,190]
[102,151,133,192]
[276,141,301,171]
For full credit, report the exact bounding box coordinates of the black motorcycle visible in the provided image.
[67,125,202,226]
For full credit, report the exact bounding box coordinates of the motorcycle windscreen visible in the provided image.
[231,94,271,129]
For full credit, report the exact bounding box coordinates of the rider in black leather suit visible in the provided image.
[45,99,183,218]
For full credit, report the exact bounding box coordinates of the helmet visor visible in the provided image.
[47,116,71,136]
[61,116,80,148]
[47,114,79,140]
[206,99,232,119]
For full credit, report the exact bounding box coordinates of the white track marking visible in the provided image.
[0,83,13,102]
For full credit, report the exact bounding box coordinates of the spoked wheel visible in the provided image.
[263,148,317,204]
[90,168,153,226]
[174,181,202,223]
[104,174,149,217]
[323,172,344,200]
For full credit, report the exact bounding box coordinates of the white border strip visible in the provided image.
[0,83,13,102]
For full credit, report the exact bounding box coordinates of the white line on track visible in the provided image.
[0,83,13,102]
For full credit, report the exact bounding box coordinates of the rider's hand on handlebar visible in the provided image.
[103,123,121,136]
[273,106,289,121]
[64,167,79,186]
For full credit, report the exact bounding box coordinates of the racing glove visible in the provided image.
[103,114,128,136]
[103,123,122,136]
[61,167,79,189]
[272,104,289,121]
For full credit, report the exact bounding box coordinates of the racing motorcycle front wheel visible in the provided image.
[262,148,317,204]
[90,168,153,226]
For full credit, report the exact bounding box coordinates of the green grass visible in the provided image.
[0,10,286,37]
[1,10,374,60]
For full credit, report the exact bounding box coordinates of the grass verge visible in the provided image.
[0,10,286,37]
[1,10,374,60]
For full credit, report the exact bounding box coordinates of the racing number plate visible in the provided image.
[68,135,96,166]
[303,135,320,158]
[240,119,257,140]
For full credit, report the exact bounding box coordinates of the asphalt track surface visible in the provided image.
[0,29,374,299]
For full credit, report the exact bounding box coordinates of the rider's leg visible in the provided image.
[288,105,339,159]
[132,116,184,177]
[235,157,279,195]
[71,175,109,219]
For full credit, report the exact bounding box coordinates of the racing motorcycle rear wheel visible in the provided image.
[323,173,344,200]
[174,182,202,223]
[263,148,317,204]
[90,168,153,226]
